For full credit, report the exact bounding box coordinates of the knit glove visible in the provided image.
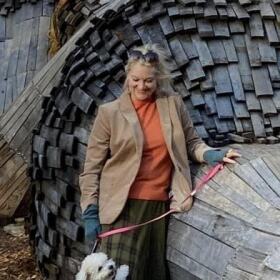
[203,149,228,166]
[82,204,102,241]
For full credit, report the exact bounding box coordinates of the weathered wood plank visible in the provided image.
[249,13,264,37]
[208,40,227,64]
[252,68,273,96]
[245,91,261,111]
[191,34,214,67]
[214,95,234,118]
[222,39,238,62]
[244,35,261,67]
[196,18,214,38]
[212,65,233,94]
[250,158,280,197]
[228,64,245,101]
[233,162,280,208]
[168,218,235,275]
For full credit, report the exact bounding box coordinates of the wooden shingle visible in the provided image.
[148,23,173,57]
[259,97,278,116]
[263,20,280,46]
[182,17,196,32]
[179,34,199,59]
[231,3,250,20]
[168,36,189,67]
[250,112,266,137]
[204,5,218,19]
[172,17,184,33]
[190,89,205,107]
[185,58,205,81]
[230,96,250,118]
[223,39,238,62]
[217,7,228,19]
[228,63,245,101]
[208,39,228,64]
[260,2,275,19]
[252,68,274,96]
[249,13,264,38]
[244,34,261,67]
[191,34,214,67]
[196,19,214,38]
[158,14,175,37]
[229,21,245,34]
[272,90,280,110]
[212,21,230,38]
[213,65,233,94]
[0,15,5,41]
[268,64,280,82]
[204,91,217,115]
[245,91,261,111]
[214,95,234,118]
[200,70,214,91]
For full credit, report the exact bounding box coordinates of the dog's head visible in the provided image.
[94,258,116,280]
[77,252,117,280]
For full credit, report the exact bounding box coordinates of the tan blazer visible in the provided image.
[79,91,212,224]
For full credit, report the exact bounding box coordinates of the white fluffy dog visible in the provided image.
[76,252,129,280]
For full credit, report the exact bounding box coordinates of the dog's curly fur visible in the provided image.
[76,252,129,280]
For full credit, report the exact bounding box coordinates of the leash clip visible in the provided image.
[91,238,100,254]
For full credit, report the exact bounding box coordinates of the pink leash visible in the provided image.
[91,163,224,253]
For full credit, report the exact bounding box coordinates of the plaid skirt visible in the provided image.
[98,199,170,280]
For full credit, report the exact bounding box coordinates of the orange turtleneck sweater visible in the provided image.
[128,96,173,201]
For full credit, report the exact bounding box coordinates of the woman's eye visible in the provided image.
[132,79,139,82]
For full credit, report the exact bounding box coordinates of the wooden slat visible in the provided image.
[212,65,233,94]
[191,34,214,67]
[228,63,245,101]
[222,39,238,62]
[252,68,274,96]
[214,95,234,118]
[208,40,227,64]
[168,218,235,276]
[245,91,261,111]
[249,13,264,37]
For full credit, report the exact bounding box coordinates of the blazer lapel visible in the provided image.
[119,92,144,158]
[156,96,174,158]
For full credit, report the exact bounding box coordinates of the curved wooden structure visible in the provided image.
[24,0,280,279]
[168,143,280,279]
[0,0,279,278]
[0,136,30,222]
[0,0,55,221]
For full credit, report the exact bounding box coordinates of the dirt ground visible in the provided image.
[0,228,43,280]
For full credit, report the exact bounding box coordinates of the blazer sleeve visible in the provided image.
[79,105,110,213]
[176,95,213,163]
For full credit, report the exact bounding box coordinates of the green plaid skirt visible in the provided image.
[98,199,170,280]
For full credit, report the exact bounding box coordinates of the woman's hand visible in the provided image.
[203,148,241,166]
[222,148,241,164]
[82,204,102,241]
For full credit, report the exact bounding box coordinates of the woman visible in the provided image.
[79,44,240,280]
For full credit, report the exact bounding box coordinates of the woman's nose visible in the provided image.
[138,81,146,89]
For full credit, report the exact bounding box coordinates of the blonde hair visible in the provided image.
[123,44,174,97]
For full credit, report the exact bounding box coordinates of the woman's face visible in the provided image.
[127,62,158,101]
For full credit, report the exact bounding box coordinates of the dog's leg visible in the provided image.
[115,265,129,280]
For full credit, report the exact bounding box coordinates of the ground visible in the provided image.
[0,228,43,280]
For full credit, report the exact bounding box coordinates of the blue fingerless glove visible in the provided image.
[203,149,228,166]
[82,204,102,242]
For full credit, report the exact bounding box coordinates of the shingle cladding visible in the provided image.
[55,0,280,145]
